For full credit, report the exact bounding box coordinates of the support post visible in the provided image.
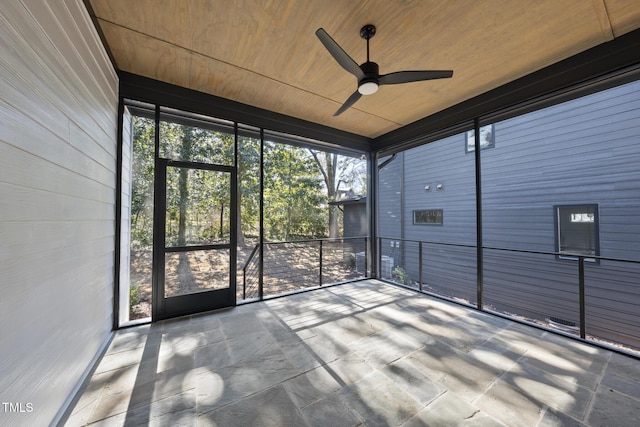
[259,129,264,300]
[579,257,586,339]
[319,240,323,286]
[418,241,423,291]
[474,118,484,309]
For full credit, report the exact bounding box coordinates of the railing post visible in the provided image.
[474,118,484,311]
[418,241,423,291]
[377,237,382,278]
[364,237,368,278]
[319,240,323,286]
[243,268,246,300]
[579,256,586,339]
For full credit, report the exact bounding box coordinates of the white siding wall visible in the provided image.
[0,1,118,425]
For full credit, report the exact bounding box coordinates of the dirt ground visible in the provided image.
[128,242,363,320]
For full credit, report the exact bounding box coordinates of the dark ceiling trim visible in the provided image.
[372,27,640,152]
[119,71,371,154]
[83,0,117,69]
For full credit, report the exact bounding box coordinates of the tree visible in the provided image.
[177,126,194,245]
[160,122,235,246]
[309,151,367,238]
[237,136,261,247]
[130,116,155,248]
[264,142,325,241]
[309,151,339,238]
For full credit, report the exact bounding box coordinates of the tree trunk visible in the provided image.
[178,167,188,246]
[310,150,340,238]
[325,152,339,238]
[177,127,194,246]
[236,158,245,247]
[219,204,225,240]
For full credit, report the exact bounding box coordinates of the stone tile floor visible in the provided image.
[65,280,640,426]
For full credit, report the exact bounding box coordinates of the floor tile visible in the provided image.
[339,370,423,426]
[586,385,640,427]
[282,365,342,408]
[402,391,505,427]
[384,357,447,405]
[474,361,593,426]
[325,351,374,386]
[66,280,640,427]
[197,386,307,427]
[300,392,361,427]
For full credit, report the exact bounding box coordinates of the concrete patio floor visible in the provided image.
[65,280,640,426]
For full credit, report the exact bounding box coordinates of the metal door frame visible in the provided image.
[152,158,237,321]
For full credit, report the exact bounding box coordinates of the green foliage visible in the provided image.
[264,142,326,240]
[128,113,368,247]
[129,282,141,311]
[130,116,155,248]
[393,266,409,285]
[238,136,261,241]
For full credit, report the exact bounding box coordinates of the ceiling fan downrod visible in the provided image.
[358,24,379,95]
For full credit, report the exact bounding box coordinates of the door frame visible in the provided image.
[152,158,237,321]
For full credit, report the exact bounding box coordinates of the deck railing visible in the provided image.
[241,237,368,300]
[378,236,640,355]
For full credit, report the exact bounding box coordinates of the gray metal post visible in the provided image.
[319,240,323,286]
[579,257,586,339]
[418,241,423,291]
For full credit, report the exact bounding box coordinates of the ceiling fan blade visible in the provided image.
[379,70,453,85]
[316,28,365,80]
[334,90,362,116]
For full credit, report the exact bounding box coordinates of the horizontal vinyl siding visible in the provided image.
[584,260,640,347]
[400,134,477,302]
[403,133,476,245]
[377,154,403,239]
[482,83,640,252]
[0,1,118,426]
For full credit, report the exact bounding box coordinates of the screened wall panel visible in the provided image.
[122,112,155,322]
[376,78,640,352]
[377,132,477,305]
[481,80,640,348]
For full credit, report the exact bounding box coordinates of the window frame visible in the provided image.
[465,124,495,153]
[412,209,444,226]
[554,204,600,263]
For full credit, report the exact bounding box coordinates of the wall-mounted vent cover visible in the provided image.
[547,316,578,331]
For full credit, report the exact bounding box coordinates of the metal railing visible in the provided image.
[242,244,261,300]
[241,237,368,300]
[378,236,640,355]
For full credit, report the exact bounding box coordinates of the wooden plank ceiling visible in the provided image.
[88,0,640,139]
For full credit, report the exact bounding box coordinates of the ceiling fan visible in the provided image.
[315,24,453,116]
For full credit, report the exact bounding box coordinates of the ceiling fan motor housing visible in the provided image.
[358,61,380,95]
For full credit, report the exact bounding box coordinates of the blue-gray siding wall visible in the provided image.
[378,154,403,240]
[482,83,640,257]
[401,134,478,301]
[381,79,640,348]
